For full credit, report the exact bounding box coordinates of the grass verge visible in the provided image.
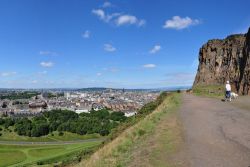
[74,93,181,167]
[192,85,224,99]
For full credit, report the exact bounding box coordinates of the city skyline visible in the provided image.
[0,0,250,88]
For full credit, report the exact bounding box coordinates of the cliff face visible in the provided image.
[193,27,250,95]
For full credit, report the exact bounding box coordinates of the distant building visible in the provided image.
[124,111,137,117]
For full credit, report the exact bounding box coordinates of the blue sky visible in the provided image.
[0,0,250,88]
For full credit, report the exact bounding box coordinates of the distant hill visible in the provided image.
[193,27,250,95]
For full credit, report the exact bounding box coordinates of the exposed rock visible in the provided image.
[193,27,250,95]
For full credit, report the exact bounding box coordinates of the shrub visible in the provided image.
[58,131,64,136]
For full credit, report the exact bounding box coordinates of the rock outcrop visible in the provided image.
[193,27,250,95]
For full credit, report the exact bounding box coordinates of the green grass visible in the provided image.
[0,127,101,142]
[0,140,102,167]
[0,150,27,167]
[77,93,181,167]
[192,85,224,98]
[28,147,66,157]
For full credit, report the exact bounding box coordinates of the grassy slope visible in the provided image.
[192,85,224,99]
[73,93,182,167]
[0,141,102,167]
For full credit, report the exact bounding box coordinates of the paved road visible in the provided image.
[0,138,104,145]
[178,94,250,167]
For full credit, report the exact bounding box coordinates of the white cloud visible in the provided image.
[92,9,106,20]
[92,9,120,23]
[102,1,112,8]
[116,15,145,26]
[40,61,54,68]
[92,8,145,27]
[150,45,161,54]
[1,72,17,77]
[142,64,156,68]
[104,44,116,52]
[163,16,200,30]
[39,51,58,56]
[105,13,121,22]
[82,30,90,38]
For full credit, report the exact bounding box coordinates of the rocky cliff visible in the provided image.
[193,27,250,95]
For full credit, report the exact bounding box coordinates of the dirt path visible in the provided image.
[178,94,250,167]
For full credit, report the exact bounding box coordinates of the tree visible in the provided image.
[99,129,109,136]
[4,118,15,128]
[110,112,126,122]
[15,118,32,136]
[2,102,7,108]
[90,109,110,120]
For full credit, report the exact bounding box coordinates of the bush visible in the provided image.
[58,131,64,136]
[99,129,109,136]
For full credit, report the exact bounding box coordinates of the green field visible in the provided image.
[0,128,104,166]
[0,140,102,167]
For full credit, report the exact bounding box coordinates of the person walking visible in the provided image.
[225,80,231,101]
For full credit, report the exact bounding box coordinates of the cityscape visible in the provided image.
[0,89,159,117]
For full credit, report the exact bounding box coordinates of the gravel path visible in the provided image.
[178,94,250,167]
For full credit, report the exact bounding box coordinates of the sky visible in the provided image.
[0,0,250,89]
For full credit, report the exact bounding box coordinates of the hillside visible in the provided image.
[71,93,182,167]
[193,27,250,95]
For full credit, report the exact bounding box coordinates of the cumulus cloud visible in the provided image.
[1,72,17,77]
[163,16,200,30]
[92,8,145,27]
[150,45,161,54]
[104,44,116,52]
[39,51,58,56]
[92,9,106,20]
[142,64,156,68]
[82,30,90,38]
[92,9,120,23]
[40,61,54,67]
[115,15,145,27]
